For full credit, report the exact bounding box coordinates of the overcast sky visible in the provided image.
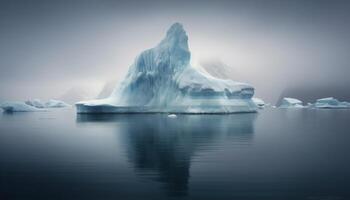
[0,0,349,103]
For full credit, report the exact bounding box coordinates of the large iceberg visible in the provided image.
[76,23,257,114]
[310,97,349,109]
[279,97,304,108]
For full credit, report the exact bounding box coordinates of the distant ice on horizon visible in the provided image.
[279,97,304,108]
[1,101,42,112]
[309,97,350,109]
[1,99,70,112]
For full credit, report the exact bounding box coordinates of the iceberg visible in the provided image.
[279,97,304,108]
[311,97,349,109]
[1,101,42,112]
[76,23,257,114]
[1,99,70,112]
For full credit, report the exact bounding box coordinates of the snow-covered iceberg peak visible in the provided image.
[77,23,257,113]
[160,22,190,64]
[109,23,191,107]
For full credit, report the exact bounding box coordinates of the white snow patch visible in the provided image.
[167,114,177,118]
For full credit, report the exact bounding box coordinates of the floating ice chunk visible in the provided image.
[1,101,42,112]
[279,97,304,108]
[311,97,349,109]
[167,114,177,118]
[1,99,70,112]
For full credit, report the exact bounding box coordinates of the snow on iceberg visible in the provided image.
[1,101,42,112]
[279,97,304,108]
[76,23,257,114]
[311,97,349,109]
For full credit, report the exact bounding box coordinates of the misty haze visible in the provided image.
[1,0,350,200]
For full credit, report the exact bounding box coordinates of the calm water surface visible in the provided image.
[0,108,349,200]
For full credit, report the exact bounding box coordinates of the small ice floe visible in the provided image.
[1,99,71,113]
[309,97,350,109]
[279,97,304,108]
[167,114,177,118]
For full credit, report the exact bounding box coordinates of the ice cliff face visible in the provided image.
[76,23,257,113]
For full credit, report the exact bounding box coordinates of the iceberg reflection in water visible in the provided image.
[77,113,257,196]
[2,109,350,200]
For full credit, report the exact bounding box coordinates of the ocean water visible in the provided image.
[0,108,349,200]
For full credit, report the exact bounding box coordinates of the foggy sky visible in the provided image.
[0,0,350,103]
